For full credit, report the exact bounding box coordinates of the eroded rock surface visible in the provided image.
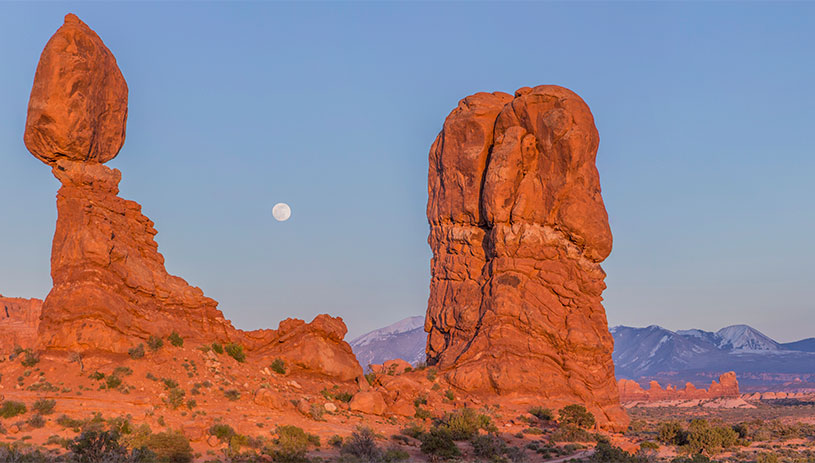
[21,14,361,383]
[618,372,740,402]
[0,295,43,354]
[425,86,627,429]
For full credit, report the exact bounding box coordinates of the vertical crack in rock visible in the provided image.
[426,85,628,430]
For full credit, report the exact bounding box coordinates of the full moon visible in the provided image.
[272,203,291,222]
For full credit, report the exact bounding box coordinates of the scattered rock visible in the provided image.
[349,391,387,415]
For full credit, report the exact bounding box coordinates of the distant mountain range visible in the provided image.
[351,317,815,392]
[349,316,426,371]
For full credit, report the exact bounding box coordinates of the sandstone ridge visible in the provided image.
[426,86,627,430]
[618,372,740,403]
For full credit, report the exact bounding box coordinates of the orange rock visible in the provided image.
[24,14,128,165]
[0,295,42,353]
[349,391,387,415]
[618,372,740,402]
[389,398,416,417]
[21,14,363,384]
[425,85,627,430]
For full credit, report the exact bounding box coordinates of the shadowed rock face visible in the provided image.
[426,85,627,429]
[21,14,362,382]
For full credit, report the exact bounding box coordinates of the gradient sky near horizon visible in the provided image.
[1,2,812,342]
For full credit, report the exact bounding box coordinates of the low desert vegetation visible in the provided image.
[147,335,164,351]
[0,400,27,418]
[271,358,287,375]
[129,343,146,359]
[225,343,246,363]
[167,331,184,347]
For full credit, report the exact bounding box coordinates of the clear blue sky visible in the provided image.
[1,2,812,342]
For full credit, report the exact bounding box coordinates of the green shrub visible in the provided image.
[106,375,123,389]
[640,441,659,451]
[590,441,638,462]
[470,434,508,461]
[558,404,596,430]
[414,394,428,407]
[271,358,286,374]
[400,422,424,439]
[383,447,410,462]
[444,390,455,401]
[419,427,460,460]
[27,414,45,428]
[211,342,224,354]
[756,453,779,463]
[270,425,320,462]
[0,400,27,418]
[335,391,353,403]
[167,332,184,347]
[133,430,193,463]
[114,367,133,377]
[209,423,236,443]
[128,344,145,359]
[161,378,179,390]
[340,426,382,461]
[89,371,105,381]
[434,408,495,440]
[685,419,738,456]
[659,420,688,445]
[20,350,39,367]
[329,435,344,447]
[164,388,186,409]
[32,399,56,415]
[68,430,130,462]
[550,425,595,443]
[147,336,164,351]
[528,406,554,421]
[225,343,246,362]
[224,389,241,401]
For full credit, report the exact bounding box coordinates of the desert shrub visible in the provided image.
[167,332,183,347]
[340,427,382,461]
[640,441,659,451]
[528,406,554,421]
[684,419,738,456]
[128,344,145,359]
[185,399,196,409]
[414,395,428,407]
[107,416,134,435]
[106,375,123,389]
[0,400,27,418]
[756,453,779,463]
[270,358,286,374]
[20,349,40,367]
[335,391,353,403]
[224,389,241,401]
[114,367,133,377]
[56,414,84,430]
[434,408,495,440]
[329,435,344,447]
[400,422,425,439]
[558,404,595,429]
[210,423,236,443]
[161,378,178,390]
[309,404,324,421]
[136,431,193,463]
[89,371,105,381]
[415,406,432,420]
[269,425,320,463]
[444,390,455,401]
[550,425,595,443]
[0,446,53,462]
[471,434,508,462]
[659,420,688,446]
[670,455,711,463]
[419,427,460,460]
[68,430,129,463]
[27,414,45,428]
[32,399,56,415]
[224,343,246,362]
[211,342,224,354]
[383,447,410,462]
[147,336,164,351]
[365,372,377,385]
[164,388,186,409]
[590,441,639,462]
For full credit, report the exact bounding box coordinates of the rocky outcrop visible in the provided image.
[0,296,43,354]
[21,14,361,383]
[618,372,740,402]
[425,86,626,429]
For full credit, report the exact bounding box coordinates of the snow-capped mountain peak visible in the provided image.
[715,324,780,352]
[350,316,424,347]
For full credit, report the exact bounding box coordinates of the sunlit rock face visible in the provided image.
[0,296,43,354]
[425,85,628,430]
[22,15,363,384]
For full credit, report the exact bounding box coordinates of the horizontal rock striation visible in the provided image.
[426,85,627,429]
[0,295,43,354]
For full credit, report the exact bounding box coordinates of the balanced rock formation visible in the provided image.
[0,296,43,354]
[22,13,362,383]
[426,85,626,429]
[618,372,740,402]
